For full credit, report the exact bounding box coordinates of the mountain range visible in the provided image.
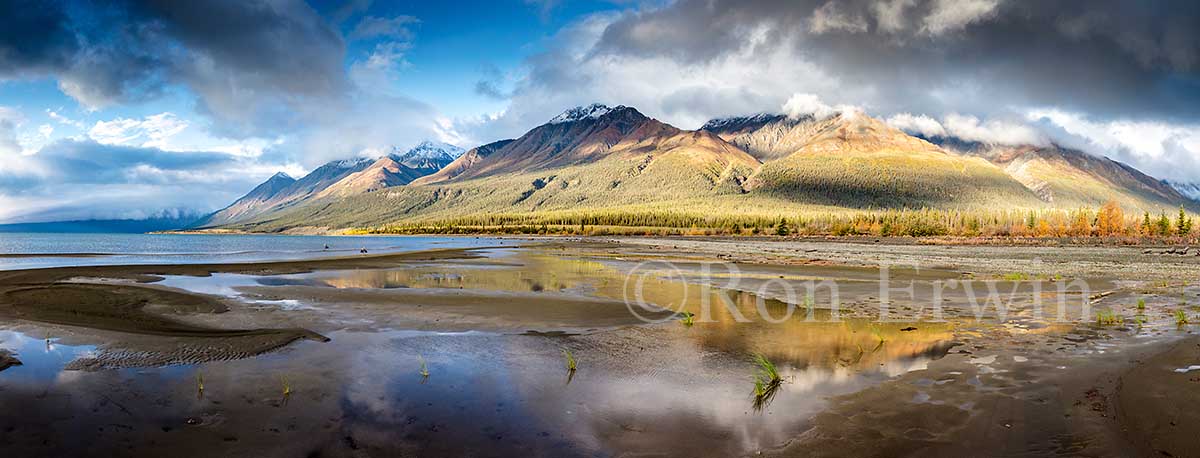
[194,104,1197,233]
[194,141,463,227]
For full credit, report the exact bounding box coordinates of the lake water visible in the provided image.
[0,232,512,270]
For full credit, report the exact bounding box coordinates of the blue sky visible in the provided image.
[0,0,1198,222]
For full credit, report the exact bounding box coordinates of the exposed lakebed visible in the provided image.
[0,239,1198,457]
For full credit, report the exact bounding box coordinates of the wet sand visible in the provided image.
[1117,336,1200,458]
[0,239,1197,457]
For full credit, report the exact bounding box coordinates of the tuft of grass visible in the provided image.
[562,349,577,372]
[752,354,782,388]
[1137,298,1146,311]
[1002,273,1030,281]
[868,324,887,352]
[1175,309,1190,326]
[1096,310,1123,326]
[196,374,205,394]
[679,311,695,327]
[280,375,292,397]
[753,378,766,396]
[751,354,784,411]
[418,356,430,378]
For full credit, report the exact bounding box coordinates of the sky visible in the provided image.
[0,0,1198,223]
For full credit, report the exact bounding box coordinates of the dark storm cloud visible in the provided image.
[588,0,1200,122]
[0,0,77,74]
[0,0,349,136]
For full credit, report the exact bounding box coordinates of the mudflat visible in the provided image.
[0,238,1197,457]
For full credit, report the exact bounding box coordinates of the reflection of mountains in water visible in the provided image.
[251,251,961,376]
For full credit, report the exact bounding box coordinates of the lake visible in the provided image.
[0,232,511,270]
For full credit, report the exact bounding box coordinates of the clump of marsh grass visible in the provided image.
[1096,310,1123,326]
[280,375,292,398]
[1175,309,1190,326]
[679,311,695,327]
[868,324,887,352]
[418,356,430,378]
[562,349,577,372]
[196,373,205,398]
[751,354,784,411]
[1002,273,1029,281]
[1137,298,1146,311]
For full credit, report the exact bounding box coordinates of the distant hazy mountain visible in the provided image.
[0,214,202,233]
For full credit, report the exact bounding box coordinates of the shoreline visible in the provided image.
[153,227,1200,247]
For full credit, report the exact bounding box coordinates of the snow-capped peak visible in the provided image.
[395,140,466,161]
[549,103,619,124]
[1168,180,1200,201]
[332,157,373,169]
[700,113,786,131]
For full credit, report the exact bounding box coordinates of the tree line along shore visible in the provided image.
[344,200,1198,243]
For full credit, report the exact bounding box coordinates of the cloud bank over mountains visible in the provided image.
[470,0,1199,185]
[0,0,1197,222]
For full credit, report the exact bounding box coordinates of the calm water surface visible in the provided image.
[0,233,508,270]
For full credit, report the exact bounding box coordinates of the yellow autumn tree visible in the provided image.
[1096,200,1125,236]
[1069,208,1093,236]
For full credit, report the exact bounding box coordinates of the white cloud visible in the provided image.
[363,41,412,71]
[783,93,836,119]
[88,113,189,148]
[46,109,85,128]
[1028,108,1200,182]
[782,93,863,120]
[460,12,849,142]
[942,113,1047,146]
[873,0,915,33]
[0,107,23,156]
[0,138,301,223]
[886,113,947,137]
[809,1,868,34]
[922,0,1001,35]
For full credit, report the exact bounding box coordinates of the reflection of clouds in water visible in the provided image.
[53,369,87,385]
[158,273,318,310]
[0,330,26,349]
[156,273,262,298]
[881,356,936,376]
[0,329,98,386]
